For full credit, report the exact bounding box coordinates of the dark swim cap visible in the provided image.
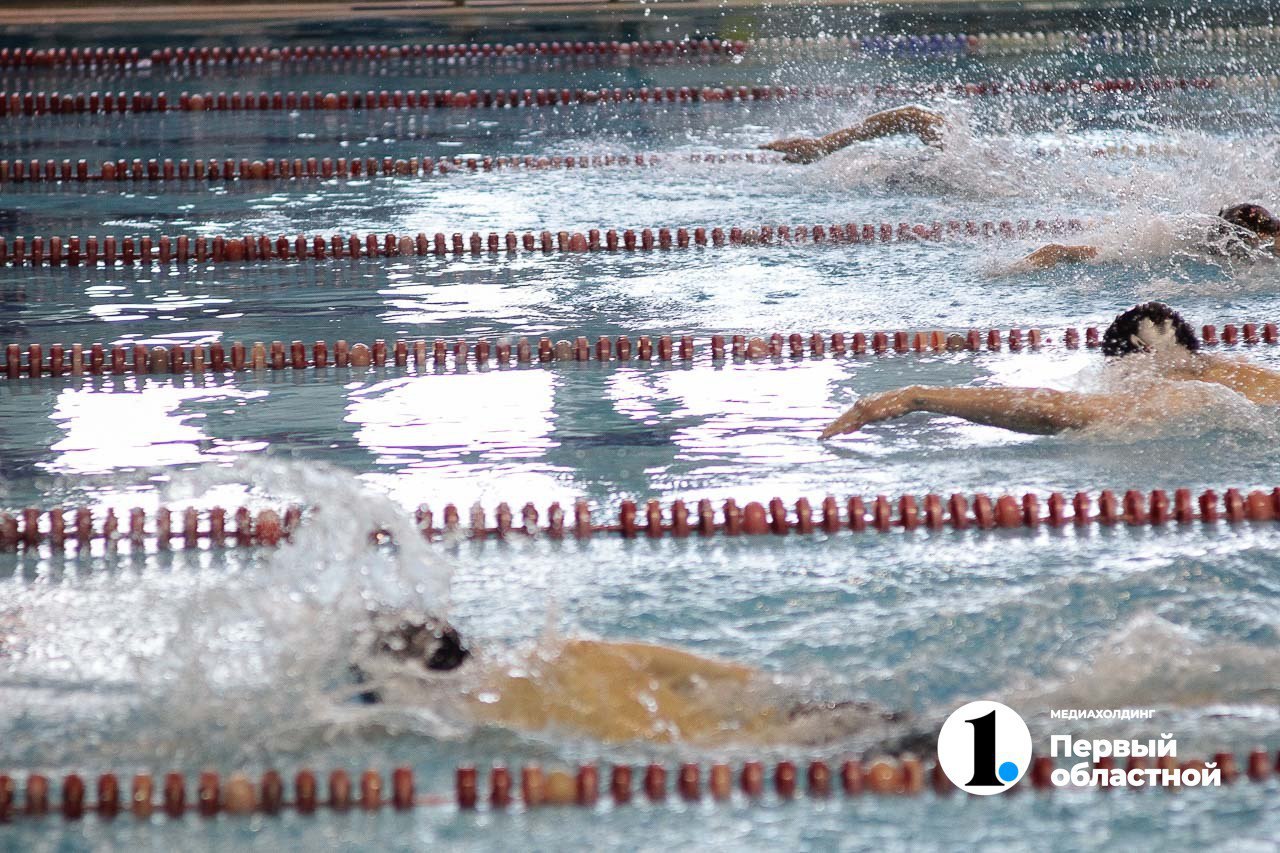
[376,615,470,671]
[1218,203,1280,237]
[1101,302,1200,357]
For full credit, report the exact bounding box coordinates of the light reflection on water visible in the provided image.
[46,382,268,473]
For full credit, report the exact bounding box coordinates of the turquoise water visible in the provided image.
[4,12,1280,851]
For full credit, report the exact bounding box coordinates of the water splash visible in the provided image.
[1028,613,1280,710]
[163,458,452,610]
[0,460,466,768]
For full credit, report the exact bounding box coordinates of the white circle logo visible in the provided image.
[936,700,1033,795]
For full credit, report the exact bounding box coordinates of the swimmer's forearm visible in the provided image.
[817,125,879,153]
[818,106,946,153]
[820,385,1102,438]
[908,387,1098,434]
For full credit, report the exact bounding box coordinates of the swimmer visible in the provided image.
[820,301,1280,439]
[759,104,948,163]
[1023,203,1280,268]
[351,611,908,746]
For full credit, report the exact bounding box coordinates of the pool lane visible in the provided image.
[2,347,1279,511]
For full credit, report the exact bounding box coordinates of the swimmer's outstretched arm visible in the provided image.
[760,105,947,164]
[820,385,1110,438]
[1023,243,1099,268]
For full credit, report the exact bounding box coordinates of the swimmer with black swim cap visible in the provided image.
[353,612,909,745]
[1024,203,1280,268]
[1099,300,1201,357]
[351,611,470,703]
[821,301,1280,438]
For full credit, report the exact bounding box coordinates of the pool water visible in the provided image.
[4,10,1280,851]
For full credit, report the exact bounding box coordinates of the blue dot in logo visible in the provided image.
[997,761,1019,783]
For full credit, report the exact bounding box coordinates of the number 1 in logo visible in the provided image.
[937,701,1033,795]
[965,710,1002,786]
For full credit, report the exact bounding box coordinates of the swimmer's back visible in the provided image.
[1196,355,1280,405]
[468,639,764,743]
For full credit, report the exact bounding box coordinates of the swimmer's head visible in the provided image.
[1212,203,1280,256]
[1101,302,1200,358]
[1220,203,1280,238]
[371,612,470,672]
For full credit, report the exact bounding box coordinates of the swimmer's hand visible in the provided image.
[1023,243,1099,269]
[758,137,830,164]
[819,388,917,439]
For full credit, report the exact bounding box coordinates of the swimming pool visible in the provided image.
[3,8,1280,850]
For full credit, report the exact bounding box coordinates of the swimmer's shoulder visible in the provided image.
[1194,354,1280,403]
[1196,352,1259,381]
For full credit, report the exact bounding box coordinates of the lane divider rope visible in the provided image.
[0,143,1188,187]
[1081,142,1187,158]
[5,486,1280,550]
[0,749,1275,822]
[3,23,1278,72]
[0,218,1085,269]
[0,75,1258,118]
[0,151,775,184]
[1,38,748,73]
[0,322,1272,381]
[860,24,1280,56]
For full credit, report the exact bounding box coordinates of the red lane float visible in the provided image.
[0,767,445,822]
[0,219,1085,269]
[0,75,1236,118]
[0,749,1274,823]
[0,39,749,73]
[0,144,1202,187]
[0,145,1198,187]
[5,486,1280,550]
[5,26,1277,73]
[1088,142,1185,158]
[1,322,1273,381]
[0,151,780,185]
[457,750,1266,808]
[0,506,300,550]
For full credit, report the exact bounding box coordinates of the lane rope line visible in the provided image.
[5,486,1280,550]
[0,748,1274,822]
[0,322,1272,381]
[0,143,1190,187]
[0,218,1086,269]
[0,74,1261,118]
[3,23,1278,73]
[0,151,775,184]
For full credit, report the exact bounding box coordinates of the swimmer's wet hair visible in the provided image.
[1210,203,1280,258]
[1220,203,1280,237]
[1102,302,1200,357]
[375,615,470,671]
